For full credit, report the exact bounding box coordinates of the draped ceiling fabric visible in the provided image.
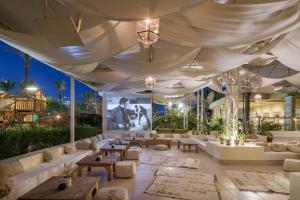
[0,0,300,99]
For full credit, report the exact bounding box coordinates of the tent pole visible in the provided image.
[70,77,75,143]
[197,90,200,134]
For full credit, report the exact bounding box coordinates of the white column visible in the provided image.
[186,100,189,130]
[196,91,200,134]
[200,88,204,133]
[70,77,75,143]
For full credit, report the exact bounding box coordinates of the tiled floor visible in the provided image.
[82,146,290,200]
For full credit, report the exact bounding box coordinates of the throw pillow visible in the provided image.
[96,134,103,141]
[42,149,61,162]
[271,143,286,152]
[287,146,300,154]
[256,142,271,152]
[76,142,91,150]
[90,137,99,144]
[0,176,13,197]
[0,161,24,178]
[64,144,77,154]
[181,134,190,138]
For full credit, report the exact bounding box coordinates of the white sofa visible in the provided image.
[0,142,94,200]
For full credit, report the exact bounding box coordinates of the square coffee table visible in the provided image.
[100,145,127,160]
[145,139,171,148]
[178,138,199,152]
[18,176,99,200]
[76,155,116,181]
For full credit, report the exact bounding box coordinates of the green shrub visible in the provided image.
[0,124,98,160]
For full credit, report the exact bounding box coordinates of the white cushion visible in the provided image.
[95,187,129,200]
[6,150,92,200]
[115,161,136,178]
[283,159,300,172]
[154,144,168,151]
[126,148,141,160]
[264,151,298,160]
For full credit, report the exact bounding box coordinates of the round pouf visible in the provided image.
[126,147,142,160]
[283,159,300,172]
[154,144,168,151]
[115,161,136,178]
[94,187,129,200]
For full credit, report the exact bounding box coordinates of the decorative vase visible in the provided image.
[226,139,231,146]
[220,139,224,144]
[234,139,239,146]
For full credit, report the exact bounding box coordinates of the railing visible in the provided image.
[249,116,300,131]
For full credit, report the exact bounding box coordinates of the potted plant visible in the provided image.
[63,163,76,187]
[259,120,280,143]
[225,138,231,146]
[219,133,225,144]
[233,136,240,146]
[239,133,246,145]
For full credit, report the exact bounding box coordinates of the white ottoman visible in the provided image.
[290,172,300,200]
[283,159,300,172]
[94,187,129,200]
[126,147,142,160]
[154,144,168,151]
[115,161,136,178]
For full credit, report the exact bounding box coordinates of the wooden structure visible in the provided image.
[18,176,99,200]
[0,90,46,123]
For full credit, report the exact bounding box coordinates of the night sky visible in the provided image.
[0,41,95,102]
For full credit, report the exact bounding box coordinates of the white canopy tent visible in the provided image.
[0,0,300,97]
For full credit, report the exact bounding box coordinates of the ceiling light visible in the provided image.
[145,76,156,88]
[136,18,159,45]
[254,94,262,103]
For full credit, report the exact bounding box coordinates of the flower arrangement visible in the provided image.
[63,162,77,178]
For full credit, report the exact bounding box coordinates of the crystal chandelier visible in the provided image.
[136,18,159,45]
[145,76,156,88]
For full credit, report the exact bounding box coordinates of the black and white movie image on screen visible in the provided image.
[106,96,152,131]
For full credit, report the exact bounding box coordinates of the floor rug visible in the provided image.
[141,155,200,169]
[226,170,289,194]
[145,168,219,200]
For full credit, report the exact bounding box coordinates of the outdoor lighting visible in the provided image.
[25,86,38,91]
[145,76,156,88]
[273,86,283,91]
[254,94,262,103]
[136,18,159,45]
[55,114,61,119]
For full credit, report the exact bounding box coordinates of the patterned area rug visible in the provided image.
[140,155,200,169]
[226,170,289,194]
[145,167,219,200]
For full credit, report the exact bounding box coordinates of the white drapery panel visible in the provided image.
[0,0,300,96]
[160,0,300,47]
[62,0,203,21]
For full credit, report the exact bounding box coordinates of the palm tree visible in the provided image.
[54,81,66,104]
[3,46,32,87]
[0,80,16,92]
[82,91,96,113]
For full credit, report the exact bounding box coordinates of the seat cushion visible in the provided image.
[0,161,24,178]
[271,143,286,152]
[154,144,168,151]
[95,187,129,200]
[288,146,300,154]
[283,159,300,172]
[7,150,93,200]
[256,142,271,152]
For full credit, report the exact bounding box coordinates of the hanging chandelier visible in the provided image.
[136,18,159,45]
[145,76,156,88]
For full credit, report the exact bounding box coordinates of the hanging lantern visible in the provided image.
[136,18,159,45]
[145,76,156,88]
[254,94,262,103]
